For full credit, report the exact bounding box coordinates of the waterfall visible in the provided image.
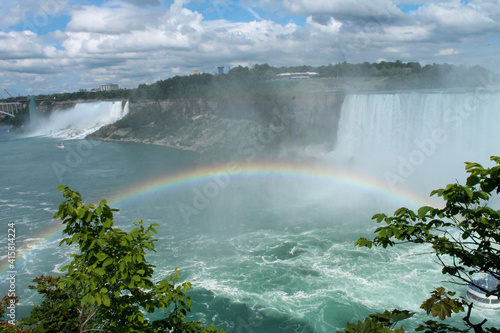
[331,90,500,193]
[27,101,129,140]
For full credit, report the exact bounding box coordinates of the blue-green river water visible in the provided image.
[1,92,500,331]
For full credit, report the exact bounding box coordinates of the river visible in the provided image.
[1,92,499,331]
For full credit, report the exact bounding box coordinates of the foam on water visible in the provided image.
[171,226,445,331]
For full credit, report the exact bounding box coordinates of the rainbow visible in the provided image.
[1,220,65,278]
[109,161,435,209]
[1,161,437,278]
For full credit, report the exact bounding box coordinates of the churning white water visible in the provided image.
[27,101,129,139]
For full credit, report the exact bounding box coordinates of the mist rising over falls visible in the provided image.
[28,101,129,139]
[329,91,500,194]
[22,91,500,198]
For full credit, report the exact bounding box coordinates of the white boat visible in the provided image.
[56,142,64,149]
[466,274,500,310]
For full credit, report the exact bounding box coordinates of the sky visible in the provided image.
[0,0,499,95]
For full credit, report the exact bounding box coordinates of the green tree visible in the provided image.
[344,156,500,332]
[0,294,36,332]
[23,275,80,332]
[22,185,224,333]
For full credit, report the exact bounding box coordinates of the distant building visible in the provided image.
[79,89,88,92]
[100,83,119,91]
[217,66,225,74]
[193,69,200,75]
[276,72,319,79]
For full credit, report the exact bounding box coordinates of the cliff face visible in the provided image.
[87,92,345,155]
[35,101,78,114]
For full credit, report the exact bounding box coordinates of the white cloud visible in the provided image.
[383,25,430,42]
[0,31,56,60]
[0,0,70,29]
[283,0,405,21]
[1,1,499,94]
[66,6,160,34]
[415,1,496,35]
[44,29,68,41]
[436,48,459,56]
[0,4,25,28]
[62,5,207,61]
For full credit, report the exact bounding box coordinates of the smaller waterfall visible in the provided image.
[27,101,129,140]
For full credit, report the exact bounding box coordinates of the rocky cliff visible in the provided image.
[87,92,345,156]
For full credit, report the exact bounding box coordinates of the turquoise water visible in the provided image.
[2,91,500,331]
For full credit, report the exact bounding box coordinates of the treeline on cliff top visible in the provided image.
[35,61,495,102]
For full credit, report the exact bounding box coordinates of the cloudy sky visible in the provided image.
[0,0,499,95]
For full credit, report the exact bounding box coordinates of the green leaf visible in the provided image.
[394,207,407,216]
[483,179,497,192]
[95,293,102,306]
[96,253,108,261]
[81,294,95,306]
[57,184,68,191]
[417,206,431,219]
[103,218,112,228]
[466,175,480,186]
[102,294,111,307]
[102,258,113,268]
[354,237,373,248]
[463,187,473,199]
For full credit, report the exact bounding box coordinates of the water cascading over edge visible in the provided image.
[27,101,129,140]
[330,91,500,195]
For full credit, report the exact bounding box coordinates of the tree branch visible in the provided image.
[463,303,487,333]
[81,306,99,330]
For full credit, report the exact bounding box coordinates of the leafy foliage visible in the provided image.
[20,185,225,333]
[127,62,494,101]
[356,156,500,294]
[351,156,500,332]
[419,287,465,320]
[23,275,79,332]
[415,320,468,333]
[0,295,35,332]
[337,309,414,333]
